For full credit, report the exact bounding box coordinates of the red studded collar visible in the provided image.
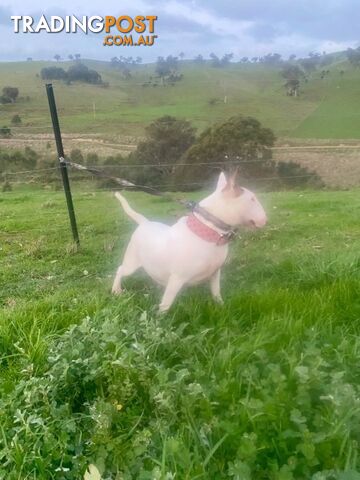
[186,213,235,245]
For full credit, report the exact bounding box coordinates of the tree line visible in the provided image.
[40,62,102,85]
[123,115,321,189]
[0,115,321,192]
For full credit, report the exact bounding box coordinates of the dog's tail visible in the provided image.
[114,192,147,225]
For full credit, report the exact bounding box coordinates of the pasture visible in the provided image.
[1,59,360,141]
[1,185,360,478]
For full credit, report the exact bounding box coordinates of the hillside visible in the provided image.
[0,58,359,140]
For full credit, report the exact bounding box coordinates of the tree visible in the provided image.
[179,52,185,60]
[155,55,179,84]
[74,54,81,60]
[68,54,74,60]
[26,57,33,62]
[11,114,21,125]
[210,53,220,67]
[175,116,275,188]
[210,52,233,68]
[2,87,19,103]
[67,63,102,84]
[122,68,131,80]
[346,47,360,67]
[135,56,142,64]
[300,54,320,74]
[285,78,300,96]
[129,115,196,187]
[41,63,102,84]
[40,67,67,80]
[262,53,282,65]
[281,64,304,96]
[194,54,205,64]
[54,54,61,62]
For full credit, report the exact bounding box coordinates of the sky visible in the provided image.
[0,0,358,62]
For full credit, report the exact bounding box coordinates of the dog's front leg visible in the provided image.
[159,275,185,312]
[210,269,224,304]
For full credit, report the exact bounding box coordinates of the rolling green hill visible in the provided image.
[0,58,359,139]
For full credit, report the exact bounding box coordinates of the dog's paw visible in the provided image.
[111,287,123,295]
[213,295,224,305]
[158,304,169,314]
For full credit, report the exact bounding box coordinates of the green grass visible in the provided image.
[1,59,360,138]
[0,185,360,478]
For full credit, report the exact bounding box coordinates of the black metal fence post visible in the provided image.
[46,83,80,246]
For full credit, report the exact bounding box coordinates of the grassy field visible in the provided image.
[0,184,360,478]
[1,59,360,139]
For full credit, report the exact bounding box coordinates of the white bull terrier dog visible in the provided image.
[112,171,267,312]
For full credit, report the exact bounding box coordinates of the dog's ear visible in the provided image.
[223,169,244,197]
[229,168,238,188]
[216,171,228,191]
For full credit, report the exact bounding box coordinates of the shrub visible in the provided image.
[0,95,11,104]
[277,161,324,188]
[86,153,100,165]
[208,97,220,106]
[11,114,21,125]
[0,126,11,138]
[0,146,38,173]
[2,180,12,192]
[2,86,19,103]
[96,154,126,188]
[70,149,84,164]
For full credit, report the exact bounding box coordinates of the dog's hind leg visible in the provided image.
[112,241,141,295]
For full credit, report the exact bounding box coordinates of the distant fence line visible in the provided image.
[2,142,360,189]
[1,170,355,190]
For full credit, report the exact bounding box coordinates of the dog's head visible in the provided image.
[200,171,267,228]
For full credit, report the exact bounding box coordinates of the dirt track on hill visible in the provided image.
[1,134,360,188]
[0,133,137,158]
[273,141,360,188]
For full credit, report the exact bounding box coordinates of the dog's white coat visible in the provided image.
[112,172,267,311]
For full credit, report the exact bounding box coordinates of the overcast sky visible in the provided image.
[0,0,358,62]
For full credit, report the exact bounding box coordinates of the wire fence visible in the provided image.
[1,158,357,297]
[0,174,338,194]
[4,167,60,175]
[7,124,360,136]
[1,143,359,253]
